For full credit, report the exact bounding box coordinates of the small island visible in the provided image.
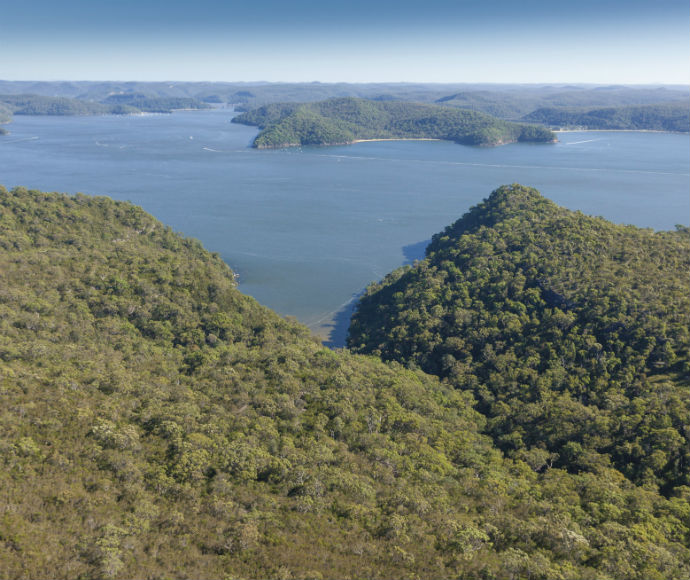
[232,97,557,148]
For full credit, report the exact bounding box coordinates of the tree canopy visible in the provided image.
[0,93,210,126]
[522,103,689,132]
[233,98,556,148]
[349,185,690,495]
[0,185,688,579]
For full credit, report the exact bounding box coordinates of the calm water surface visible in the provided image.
[1,110,688,345]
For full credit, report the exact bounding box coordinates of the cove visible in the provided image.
[1,109,688,345]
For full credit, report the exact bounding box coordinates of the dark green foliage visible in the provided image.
[523,103,690,132]
[436,90,546,119]
[1,186,689,579]
[200,94,224,103]
[234,101,302,127]
[349,185,690,496]
[233,98,556,148]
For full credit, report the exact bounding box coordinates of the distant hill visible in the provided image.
[2,185,688,579]
[436,86,690,121]
[232,98,556,148]
[522,103,690,132]
[0,93,210,125]
[0,94,135,116]
[0,80,686,124]
[349,185,690,493]
[101,92,211,113]
[436,90,548,119]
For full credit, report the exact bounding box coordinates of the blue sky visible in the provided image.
[1,0,688,83]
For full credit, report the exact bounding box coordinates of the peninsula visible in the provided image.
[232,97,556,148]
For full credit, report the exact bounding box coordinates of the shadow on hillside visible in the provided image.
[402,239,430,264]
[322,293,362,349]
[323,239,431,349]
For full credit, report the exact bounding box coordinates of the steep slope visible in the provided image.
[349,185,690,494]
[1,186,689,579]
[232,97,556,148]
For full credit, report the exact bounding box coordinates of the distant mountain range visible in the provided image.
[0,92,209,120]
[1,82,687,135]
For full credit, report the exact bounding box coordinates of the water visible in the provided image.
[1,110,688,345]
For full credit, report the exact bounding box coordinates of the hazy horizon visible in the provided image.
[1,80,688,88]
[2,0,688,84]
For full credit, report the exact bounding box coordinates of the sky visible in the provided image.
[1,0,688,84]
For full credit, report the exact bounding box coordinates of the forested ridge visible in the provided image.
[232,98,556,148]
[1,185,689,579]
[434,87,690,121]
[0,93,210,130]
[1,83,686,136]
[349,184,690,494]
[522,103,690,132]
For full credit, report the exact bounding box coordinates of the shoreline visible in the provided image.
[554,129,686,134]
[257,135,557,149]
[352,137,442,143]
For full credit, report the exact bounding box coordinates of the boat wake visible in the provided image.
[312,152,688,177]
[0,136,39,145]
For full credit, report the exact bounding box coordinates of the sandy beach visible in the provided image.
[352,137,442,143]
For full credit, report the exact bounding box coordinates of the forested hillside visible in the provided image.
[522,103,690,132]
[1,83,686,134]
[100,93,211,113]
[349,185,690,495]
[0,80,686,114]
[0,93,210,127]
[435,86,690,121]
[0,94,125,116]
[2,186,689,579]
[232,98,556,148]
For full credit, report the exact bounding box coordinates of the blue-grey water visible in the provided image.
[1,110,688,346]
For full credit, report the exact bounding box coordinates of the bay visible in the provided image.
[1,109,688,345]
